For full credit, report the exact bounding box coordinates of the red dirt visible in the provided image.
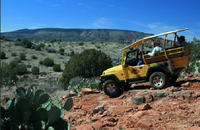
[63,75,200,130]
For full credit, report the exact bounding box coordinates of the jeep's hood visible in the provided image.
[102,65,123,75]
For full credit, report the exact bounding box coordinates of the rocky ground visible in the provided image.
[60,75,200,130]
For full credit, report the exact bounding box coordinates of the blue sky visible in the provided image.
[2,0,200,40]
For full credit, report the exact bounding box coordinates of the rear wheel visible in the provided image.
[103,80,123,98]
[149,72,168,89]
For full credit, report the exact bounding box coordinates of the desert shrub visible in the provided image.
[0,51,6,59]
[31,55,37,59]
[15,63,27,75]
[20,53,26,60]
[15,41,24,46]
[1,62,18,84]
[0,87,73,130]
[23,39,32,48]
[1,60,27,84]
[59,48,65,55]
[16,38,22,41]
[47,48,57,53]
[11,52,17,57]
[53,64,61,72]
[67,77,100,93]
[12,57,21,64]
[34,43,45,51]
[60,49,112,86]
[67,50,75,56]
[27,64,32,68]
[182,63,195,75]
[34,45,41,51]
[0,36,6,40]
[31,66,40,75]
[198,66,200,73]
[181,40,200,75]
[42,57,54,67]
[39,60,43,65]
[79,42,84,46]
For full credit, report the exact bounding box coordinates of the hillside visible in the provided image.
[1,28,151,42]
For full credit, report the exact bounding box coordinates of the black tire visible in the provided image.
[124,84,131,91]
[169,75,178,83]
[103,80,123,98]
[149,72,168,89]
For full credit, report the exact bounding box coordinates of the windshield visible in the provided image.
[125,49,139,66]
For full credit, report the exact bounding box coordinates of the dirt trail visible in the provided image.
[63,75,200,130]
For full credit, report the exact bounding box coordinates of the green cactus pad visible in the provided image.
[16,87,26,97]
[64,97,73,111]
[47,105,61,125]
[39,93,50,104]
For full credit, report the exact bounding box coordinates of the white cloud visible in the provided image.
[130,21,195,40]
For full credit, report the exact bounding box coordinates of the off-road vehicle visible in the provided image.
[99,29,191,97]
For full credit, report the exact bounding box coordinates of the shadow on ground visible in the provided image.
[127,79,200,91]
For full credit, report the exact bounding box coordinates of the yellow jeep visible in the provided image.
[99,29,192,97]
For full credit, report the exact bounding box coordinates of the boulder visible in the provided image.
[133,96,145,105]
[155,92,166,98]
[93,105,105,114]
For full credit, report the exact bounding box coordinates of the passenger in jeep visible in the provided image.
[148,41,163,56]
[176,36,188,46]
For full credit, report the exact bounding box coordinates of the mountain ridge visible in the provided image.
[2,28,152,42]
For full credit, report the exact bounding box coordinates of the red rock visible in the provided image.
[82,88,93,94]
[76,124,93,130]
[139,103,152,111]
[134,119,152,129]
[73,103,82,109]
[91,121,103,129]
[186,127,200,130]
[181,82,190,87]
[108,106,127,116]
[81,88,100,94]
[102,121,117,127]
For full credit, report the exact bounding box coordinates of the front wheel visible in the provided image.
[103,80,123,98]
[149,72,168,89]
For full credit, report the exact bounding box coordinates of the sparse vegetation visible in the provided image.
[1,60,27,84]
[0,51,6,59]
[59,48,65,55]
[20,53,26,60]
[27,64,32,68]
[60,49,112,86]
[16,38,22,41]
[11,52,17,57]
[79,42,84,46]
[53,64,61,72]
[31,66,40,75]
[42,57,54,67]
[23,39,32,48]
[47,48,57,53]
[15,63,28,75]
[31,55,37,59]
[1,62,18,84]
[13,57,21,63]
[182,38,200,75]
[34,43,45,51]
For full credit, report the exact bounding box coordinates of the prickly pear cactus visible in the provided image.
[0,87,73,130]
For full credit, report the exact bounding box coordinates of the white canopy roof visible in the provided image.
[122,28,188,51]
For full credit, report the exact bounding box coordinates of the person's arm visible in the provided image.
[148,47,157,56]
